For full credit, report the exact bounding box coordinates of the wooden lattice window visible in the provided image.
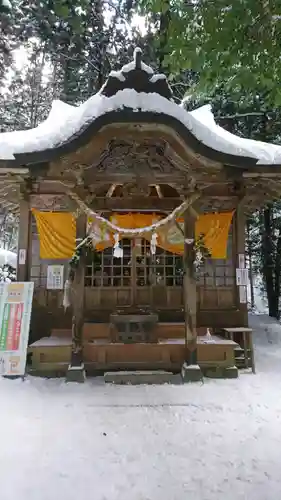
[136,239,183,287]
[197,227,234,287]
[84,238,183,287]
[85,239,132,287]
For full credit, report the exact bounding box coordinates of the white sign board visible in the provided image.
[47,265,64,290]
[236,268,249,286]
[0,282,34,377]
[238,254,245,269]
[18,249,26,265]
[239,285,247,304]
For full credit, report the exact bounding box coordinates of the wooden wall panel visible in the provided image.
[198,287,235,310]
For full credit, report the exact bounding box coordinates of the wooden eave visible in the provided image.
[1,110,281,215]
[0,109,258,172]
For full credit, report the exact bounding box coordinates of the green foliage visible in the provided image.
[69,246,83,270]
[138,0,281,105]
[0,264,16,282]
[2,0,281,314]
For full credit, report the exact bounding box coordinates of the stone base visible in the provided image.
[104,370,179,385]
[66,364,86,383]
[204,365,239,379]
[181,363,203,383]
[2,375,24,381]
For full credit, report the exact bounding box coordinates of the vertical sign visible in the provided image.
[0,282,34,377]
[238,253,245,269]
[236,268,249,286]
[18,249,26,265]
[47,265,64,290]
[239,286,247,304]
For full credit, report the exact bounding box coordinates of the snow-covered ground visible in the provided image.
[1,314,281,500]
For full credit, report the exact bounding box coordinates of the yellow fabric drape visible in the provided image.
[110,212,234,259]
[32,209,76,259]
[195,211,234,259]
[32,210,234,260]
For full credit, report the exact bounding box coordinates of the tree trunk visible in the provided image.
[158,0,171,73]
[273,228,281,319]
[246,219,255,309]
[261,206,279,318]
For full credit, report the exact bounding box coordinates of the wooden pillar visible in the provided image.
[67,214,87,382]
[17,191,31,282]
[236,199,248,326]
[182,207,202,381]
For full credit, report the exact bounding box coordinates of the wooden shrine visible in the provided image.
[0,48,280,381]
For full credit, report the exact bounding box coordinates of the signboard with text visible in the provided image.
[47,265,64,290]
[0,282,34,377]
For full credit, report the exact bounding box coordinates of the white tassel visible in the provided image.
[205,327,215,343]
[90,224,101,247]
[206,328,212,339]
[113,233,123,258]
[150,233,158,255]
[63,279,71,310]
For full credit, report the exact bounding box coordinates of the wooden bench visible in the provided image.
[223,327,256,373]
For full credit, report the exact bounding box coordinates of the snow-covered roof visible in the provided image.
[1,48,281,166]
[0,249,17,268]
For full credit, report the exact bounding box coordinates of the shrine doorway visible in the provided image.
[84,238,184,311]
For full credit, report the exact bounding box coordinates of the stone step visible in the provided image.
[104,370,181,385]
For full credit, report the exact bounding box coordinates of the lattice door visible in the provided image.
[84,238,184,310]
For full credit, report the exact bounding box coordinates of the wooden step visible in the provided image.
[51,323,213,342]
[29,335,238,376]
[104,370,180,385]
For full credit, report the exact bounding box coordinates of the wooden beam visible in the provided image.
[35,181,240,197]
[243,168,281,176]
[89,197,182,211]
[83,172,188,185]
[87,196,237,212]
[183,207,198,365]
[235,198,248,327]
[17,190,31,281]
[106,184,118,197]
[155,185,163,198]
[68,214,87,381]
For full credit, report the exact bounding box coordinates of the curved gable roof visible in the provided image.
[1,48,281,169]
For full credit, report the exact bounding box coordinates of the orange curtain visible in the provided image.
[195,211,234,259]
[111,212,234,259]
[32,210,76,259]
[33,210,234,260]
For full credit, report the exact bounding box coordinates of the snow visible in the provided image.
[0,248,17,268]
[190,104,281,165]
[150,73,167,83]
[121,47,154,75]
[30,336,72,347]
[1,0,11,8]
[108,70,126,82]
[1,314,281,499]
[0,143,14,160]
[120,60,154,74]
[248,276,268,315]
[1,84,281,165]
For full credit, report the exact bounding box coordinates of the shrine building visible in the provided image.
[1,48,280,381]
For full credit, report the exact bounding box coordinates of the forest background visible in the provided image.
[1,0,279,315]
